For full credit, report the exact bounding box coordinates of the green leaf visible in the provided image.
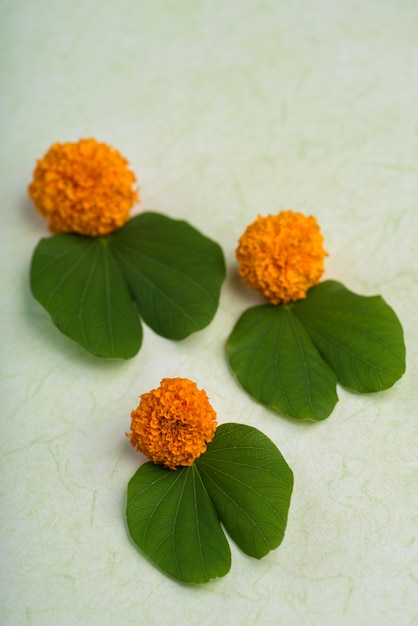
[291,281,406,392]
[227,304,338,420]
[30,213,225,358]
[196,423,294,558]
[109,212,226,339]
[126,462,231,583]
[30,234,142,358]
[126,424,293,582]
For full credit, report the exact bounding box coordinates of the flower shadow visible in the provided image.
[20,192,46,232]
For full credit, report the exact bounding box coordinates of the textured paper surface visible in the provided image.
[1,1,417,624]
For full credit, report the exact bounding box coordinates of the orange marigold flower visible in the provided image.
[28,138,139,236]
[236,210,327,304]
[128,378,217,470]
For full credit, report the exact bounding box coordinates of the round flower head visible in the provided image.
[128,378,217,470]
[236,210,327,304]
[28,138,139,236]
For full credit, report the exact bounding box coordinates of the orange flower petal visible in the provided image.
[236,211,327,304]
[128,378,217,470]
[28,138,139,236]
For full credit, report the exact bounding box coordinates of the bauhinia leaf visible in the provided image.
[109,212,226,339]
[126,462,231,583]
[30,212,225,358]
[227,304,338,420]
[291,280,406,392]
[126,424,293,582]
[30,234,142,358]
[196,423,294,558]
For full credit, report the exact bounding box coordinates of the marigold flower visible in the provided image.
[236,210,327,304]
[128,378,217,470]
[28,138,139,236]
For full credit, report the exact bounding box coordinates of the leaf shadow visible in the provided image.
[226,259,264,307]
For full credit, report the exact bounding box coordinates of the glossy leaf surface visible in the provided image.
[126,462,231,583]
[227,280,405,420]
[30,213,225,357]
[126,424,293,583]
[292,281,406,392]
[227,304,338,420]
[30,234,142,358]
[109,213,226,339]
[196,423,294,558]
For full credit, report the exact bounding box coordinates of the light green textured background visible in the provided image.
[1,1,418,625]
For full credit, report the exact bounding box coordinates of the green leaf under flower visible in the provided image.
[227,280,405,421]
[126,423,293,583]
[227,304,338,421]
[30,212,225,358]
[110,212,225,339]
[195,423,294,558]
[30,234,142,359]
[126,462,231,584]
[291,280,406,392]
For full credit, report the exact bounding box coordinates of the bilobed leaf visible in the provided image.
[30,212,225,358]
[292,281,406,392]
[109,212,226,339]
[30,234,142,358]
[126,462,231,583]
[126,424,293,582]
[196,423,294,558]
[227,304,338,420]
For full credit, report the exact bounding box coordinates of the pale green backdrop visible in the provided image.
[1,1,417,624]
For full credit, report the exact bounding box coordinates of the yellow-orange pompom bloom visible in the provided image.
[128,378,218,470]
[236,211,327,304]
[28,138,139,236]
